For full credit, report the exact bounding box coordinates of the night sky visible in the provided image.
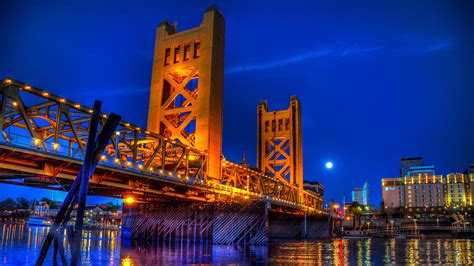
[0,1,473,205]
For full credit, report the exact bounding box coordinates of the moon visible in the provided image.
[325,161,333,169]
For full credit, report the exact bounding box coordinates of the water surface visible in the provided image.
[0,223,472,265]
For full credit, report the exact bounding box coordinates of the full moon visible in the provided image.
[325,161,333,169]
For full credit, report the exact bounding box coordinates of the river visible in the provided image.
[0,222,473,265]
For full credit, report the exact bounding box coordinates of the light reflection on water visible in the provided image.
[0,222,473,265]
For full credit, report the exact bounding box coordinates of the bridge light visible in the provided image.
[74,104,80,108]
[149,167,153,171]
[114,158,119,163]
[127,161,131,166]
[103,114,108,118]
[135,127,140,131]
[159,170,164,174]
[12,101,18,107]
[125,123,130,127]
[101,155,106,161]
[243,195,249,199]
[42,92,49,96]
[145,130,150,134]
[185,176,189,180]
[60,98,66,103]
[24,85,31,90]
[52,143,59,150]
[138,164,143,169]
[33,138,41,146]
[4,79,12,84]
[88,109,93,114]
[124,196,135,204]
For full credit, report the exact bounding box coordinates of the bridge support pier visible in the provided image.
[122,201,329,245]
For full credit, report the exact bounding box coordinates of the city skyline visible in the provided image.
[0,1,472,204]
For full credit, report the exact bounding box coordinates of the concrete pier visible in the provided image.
[122,201,330,245]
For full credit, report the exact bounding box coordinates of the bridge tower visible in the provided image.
[147,7,225,179]
[257,96,303,190]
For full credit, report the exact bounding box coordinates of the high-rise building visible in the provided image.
[352,181,369,205]
[362,181,370,205]
[352,187,363,204]
[406,165,435,176]
[400,157,423,177]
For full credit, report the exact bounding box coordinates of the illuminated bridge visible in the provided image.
[0,7,329,245]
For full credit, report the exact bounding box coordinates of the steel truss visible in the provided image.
[0,78,323,214]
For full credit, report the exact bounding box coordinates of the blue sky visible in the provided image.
[0,0,473,205]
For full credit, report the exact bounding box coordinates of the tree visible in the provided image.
[349,201,363,229]
[0,198,17,211]
[16,197,31,209]
[102,202,120,212]
[40,197,58,208]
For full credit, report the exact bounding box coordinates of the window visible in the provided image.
[174,45,181,63]
[265,121,269,133]
[285,118,290,130]
[194,41,200,58]
[271,120,276,132]
[164,48,171,66]
[184,43,191,61]
[278,119,283,131]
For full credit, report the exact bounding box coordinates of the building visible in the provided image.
[304,181,324,198]
[352,187,363,205]
[303,181,324,210]
[362,181,370,205]
[382,170,474,214]
[464,164,474,175]
[34,201,50,216]
[352,181,369,205]
[406,165,435,176]
[400,157,423,177]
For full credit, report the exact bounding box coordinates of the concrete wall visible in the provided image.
[122,201,330,245]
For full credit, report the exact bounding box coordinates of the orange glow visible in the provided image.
[12,101,18,107]
[42,92,49,96]
[124,196,135,204]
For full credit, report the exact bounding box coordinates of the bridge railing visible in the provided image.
[0,78,324,213]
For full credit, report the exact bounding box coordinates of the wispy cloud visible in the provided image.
[393,40,454,55]
[226,40,454,74]
[68,87,149,98]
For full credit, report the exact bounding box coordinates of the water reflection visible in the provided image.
[0,222,473,265]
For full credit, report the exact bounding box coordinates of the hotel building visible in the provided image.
[382,173,474,213]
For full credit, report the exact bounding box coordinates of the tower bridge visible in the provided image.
[0,7,329,245]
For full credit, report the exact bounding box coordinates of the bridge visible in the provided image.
[0,6,328,248]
